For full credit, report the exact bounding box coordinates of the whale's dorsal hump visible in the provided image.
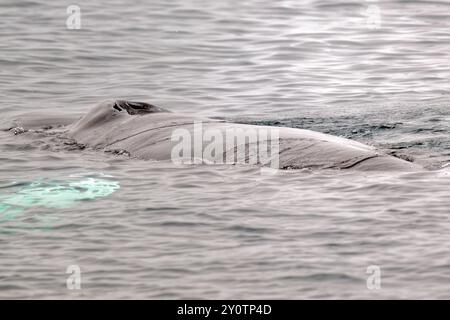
[69,100,169,133]
[113,100,169,115]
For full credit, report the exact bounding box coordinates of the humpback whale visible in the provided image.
[4,100,420,171]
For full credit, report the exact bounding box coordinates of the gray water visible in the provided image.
[0,0,449,299]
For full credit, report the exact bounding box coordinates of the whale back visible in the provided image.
[2,100,421,171]
[65,100,420,171]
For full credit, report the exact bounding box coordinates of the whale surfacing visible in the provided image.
[6,100,421,171]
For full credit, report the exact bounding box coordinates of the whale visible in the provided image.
[3,100,421,171]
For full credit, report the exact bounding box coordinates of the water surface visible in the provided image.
[0,0,449,299]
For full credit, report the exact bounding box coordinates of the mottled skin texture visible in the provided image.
[4,100,421,171]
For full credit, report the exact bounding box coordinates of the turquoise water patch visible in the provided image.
[0,174,120,229]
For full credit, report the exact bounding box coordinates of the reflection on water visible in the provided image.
[0,174,119,230]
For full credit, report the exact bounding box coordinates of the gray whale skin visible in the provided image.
[8,100,420,171]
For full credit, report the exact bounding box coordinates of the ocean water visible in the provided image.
[0,0,449,299]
